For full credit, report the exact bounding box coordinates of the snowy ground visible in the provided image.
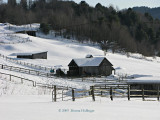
[0,95,160,120]
[0,23,160,120]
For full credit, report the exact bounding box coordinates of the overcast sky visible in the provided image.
[72,0,160,10]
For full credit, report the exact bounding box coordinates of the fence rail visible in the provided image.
[0,34,32,45]
[0,39,32,45]
[0,64,53,78]
[1,71,159,102]
[52,83,160,102]
[67,76,128,84]
[0,72,72,89]
[0,53,52,72]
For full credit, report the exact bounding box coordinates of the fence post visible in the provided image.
[21,78,23,84]
[91,86,95,101]
[142,85,145,101]
[52,90,54,102]
[110,87,113,101]
[128,85,130,101]
[72,89,75,101]
[54,85,57,102]
[10,66,12,71]
[34,81,36,87]
[157,85,159,101]
[62,90,64,101]
[101,91,103,96]
[88,86,91,95]
[32,81,34,87]
[47,73,49,77]
[10,75,11,81]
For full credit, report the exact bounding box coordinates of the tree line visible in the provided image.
[133,6,160,19]
[0,0,160,56]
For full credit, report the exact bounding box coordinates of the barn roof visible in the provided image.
[69,57,113,67]
[11,51,48,56]
[127,80,160,84]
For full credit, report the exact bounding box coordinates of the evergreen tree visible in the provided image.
[0,0,160,56]
[20,0,28,10]
[8,0,17,7]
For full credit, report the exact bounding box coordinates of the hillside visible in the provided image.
[1,1,160,56]
[1,23,160,85]
[133,6,160,19]
[1,23,160,120]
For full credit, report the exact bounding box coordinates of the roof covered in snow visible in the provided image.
[10,51,48,56]
[68,57,113,67]
[127,80,160,84]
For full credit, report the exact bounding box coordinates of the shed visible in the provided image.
[16,30,36,36]
[127,80,160,95]
[17,51,48,59]
[68,56,115,76]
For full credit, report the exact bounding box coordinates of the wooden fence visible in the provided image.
[0,53,52,72]
[93,84,160,101]
[51,85,73,102]
[0,64,53,78]
[0,71,159,102]
[0,34,32,45]
[67,76,127,84]
[0,39,32,45]
[52,83,160,102]
[0,72,70,95]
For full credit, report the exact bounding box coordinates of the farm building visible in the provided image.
[17,51,48,59]
[16,30,36,36]
[68,55,115,76]
[127,80,160,95]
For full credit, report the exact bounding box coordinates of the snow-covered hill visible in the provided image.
[0,23,160,82]
[0,23,160,120]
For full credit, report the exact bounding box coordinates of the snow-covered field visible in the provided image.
[0,23,160,120]
[0,95,160,120]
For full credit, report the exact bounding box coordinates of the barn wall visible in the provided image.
[99,61,112,76]
[68,60,80,76]
[130,84,160,95]
[32,52,47,59]
[26,31,36,36]
[16,31,36,36]
[68,67,79,76]
[81,66,99,76]
[99,66,112,76]
[80,66,112,76]
[17,55,32,59]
